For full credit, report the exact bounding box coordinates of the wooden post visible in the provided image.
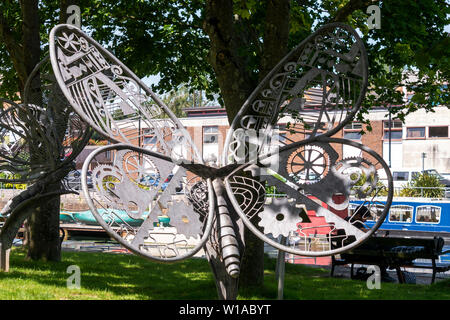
[0,243,10,272]
[276,237,287,300]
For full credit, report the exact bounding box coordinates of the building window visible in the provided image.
[344,122,363,130]
[343,131,362,140]
[274,125,288,144]
[389,205,413,223]
[203,126,218,144]
[392,171,409,181]
[343,122,362,140]
[406,127,425,139]
[416,206,441,224]
[428,126,448,138]
[349,203,385,222]
[143,135,157,145]
[203,126,219,164]
[383,120,403,140]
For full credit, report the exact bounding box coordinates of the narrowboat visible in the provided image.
[350,197,450,236]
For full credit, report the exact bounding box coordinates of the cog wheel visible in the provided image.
[257,197,305,238]
[334,157,378,198]
[91,164,124,207]
[120,150,159,188]
[168,200,203,239]
[285,144,331,185]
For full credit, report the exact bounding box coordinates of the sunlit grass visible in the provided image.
[0,248,448,300]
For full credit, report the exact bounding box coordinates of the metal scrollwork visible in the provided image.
[49,22,392,290]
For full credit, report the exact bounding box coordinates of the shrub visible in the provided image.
[352,171,388,197]
[0,172,27,189]
[399,172,445,198]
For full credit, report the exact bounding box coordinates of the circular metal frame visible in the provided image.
[81,143,215,262]
[224,137,393,257]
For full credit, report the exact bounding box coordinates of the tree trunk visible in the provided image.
[259,0,291,81]
[203,0,291,291]
[26,183,62,261]
[21,0,42,96]
[203,0,257,123]
[23,0,80,262]
[238,224,265,288]
[19,0,62,262]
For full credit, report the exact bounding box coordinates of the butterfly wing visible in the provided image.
[0,100,36,181]
[223,23,393,256]
[49,24,214,261]
[223,22,369,164]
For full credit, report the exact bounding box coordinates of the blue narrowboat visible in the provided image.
[350,197,450,234]
[350,197,450,263]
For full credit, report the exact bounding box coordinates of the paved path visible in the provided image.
[265,244,449,285]
[308,263,449,285]
[62,240,129,254]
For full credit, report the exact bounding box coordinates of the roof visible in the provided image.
[183,105,227,117]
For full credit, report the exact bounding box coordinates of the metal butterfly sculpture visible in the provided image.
[48,23,393,296]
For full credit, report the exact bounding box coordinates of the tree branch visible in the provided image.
[0,165,74,251]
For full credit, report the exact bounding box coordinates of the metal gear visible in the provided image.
[91,163,154,220]
[334,157,379,198]
[167,200,203,239]
[269,142,338,189]
[287,145,330,185]
[91,164,124,208]
[120,150,160,189]
[257,197,306,238]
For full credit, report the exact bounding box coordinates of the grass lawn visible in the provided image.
[0,248,448,300]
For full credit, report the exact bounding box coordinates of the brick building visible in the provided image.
[74,103,450,177]
[174,105,450,175]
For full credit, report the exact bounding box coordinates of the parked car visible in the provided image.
[65,170,93,190]
[139,173,160,187]
[423,169,450,187]
[139,173,183,193]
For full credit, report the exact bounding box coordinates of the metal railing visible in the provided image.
[394,186,450,198]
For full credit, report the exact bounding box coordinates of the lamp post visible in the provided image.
[387,66,392,168]
[388,105,391,168]
[422,152,426,172]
